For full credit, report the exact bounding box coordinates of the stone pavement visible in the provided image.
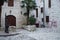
[0,28,60,40]
[0,28,22,37]
[0,29,36,40]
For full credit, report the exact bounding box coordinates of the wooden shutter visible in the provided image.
[48,0,51,8]
[42,18,44,22]
[41,7,43,13]
[46,16,49,22]
[8,0,14,6]
[36,8,38,17]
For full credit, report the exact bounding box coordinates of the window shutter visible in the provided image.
[48,0,51,8]
[36,8,38,17]
[41,7,43,13]
[46,16,49,22]
[8,0,14,6]
[42,18,44,22]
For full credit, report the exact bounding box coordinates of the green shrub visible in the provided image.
[29,16,36,25]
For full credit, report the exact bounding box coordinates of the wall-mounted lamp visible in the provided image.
[5,13,6,16]
[10,10,11,13]
[21,11,22,15]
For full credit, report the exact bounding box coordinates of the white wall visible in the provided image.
[1,0,60,28]
[30,0,48,24]
[48,0,60,28]
[30,0,60,28]
[1,1,27,28]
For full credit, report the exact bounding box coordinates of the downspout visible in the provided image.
[43,0,46,27]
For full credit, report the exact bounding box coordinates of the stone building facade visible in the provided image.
[1,0,60,28]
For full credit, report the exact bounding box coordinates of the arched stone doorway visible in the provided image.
[5,15,16,26]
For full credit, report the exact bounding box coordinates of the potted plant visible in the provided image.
[28,15,36,25]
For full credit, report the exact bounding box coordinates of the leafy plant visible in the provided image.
[29,15,36,25]
[21,0,37,25]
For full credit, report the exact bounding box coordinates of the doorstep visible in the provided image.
[0,29,21,37]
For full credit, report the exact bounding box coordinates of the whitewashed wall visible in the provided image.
[48,0,60,28]
[1,0,60,28]
[1,1,27,28]
[30,0,48,24]
[30,0,60,28]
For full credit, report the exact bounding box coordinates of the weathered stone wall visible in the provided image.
[1,1,27,28]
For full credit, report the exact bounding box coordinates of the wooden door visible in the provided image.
[5,15,16,26]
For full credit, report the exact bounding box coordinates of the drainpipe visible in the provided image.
[43,0,46,27]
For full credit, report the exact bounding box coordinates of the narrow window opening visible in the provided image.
[36,8,38,17]
[46,16,49,22]
[41,7,43,13]
[48,0,51,8]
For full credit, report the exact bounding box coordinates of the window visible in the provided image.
[36,8,38,17]
[0,7,2,27]
[41,7,43,13]
[40,0,43,2]
[8,0,14,6]
[48,0,51,8]
[46,16,49,22]
[42,18,44,22]
[4,0,7,2]
[0,7,1,15]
